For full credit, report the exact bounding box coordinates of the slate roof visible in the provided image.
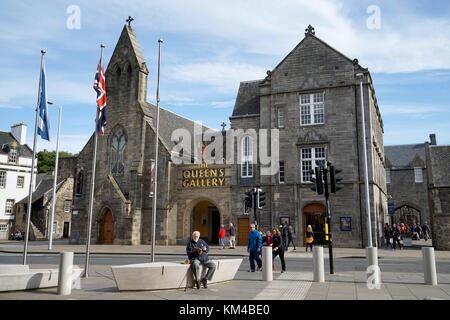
[18,175,66,205]
[428,146,450,187]
[231,80,262,117]
[384,144,426,168]
[0,131,33,158]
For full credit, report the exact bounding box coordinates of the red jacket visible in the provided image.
[218,228,226,239]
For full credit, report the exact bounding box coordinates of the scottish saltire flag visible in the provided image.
[37,55,50,141]
[93,55,107,135]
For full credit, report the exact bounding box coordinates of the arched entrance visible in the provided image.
[98,209,114,244]
[192,200,221,245]
[303,203,326,245]
[394,205,421,226]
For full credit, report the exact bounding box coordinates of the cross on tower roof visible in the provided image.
[126,16,134,27]
[221,122,227,132]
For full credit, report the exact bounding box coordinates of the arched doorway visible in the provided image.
[303,203,326,245]
[192,200,221,244]
[98,209,114,244]
[394,205,421,226]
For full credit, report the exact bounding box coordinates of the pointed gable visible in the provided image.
[269,31,360,93]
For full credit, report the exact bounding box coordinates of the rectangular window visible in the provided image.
[279,161,285,183]
[301,147,326,183]
[64,200,72,213]
[8,149,18,164]
[53,221,57,234]
[277,108,285,128]
[241,137,253,178]
[0,224,7,232]
[414,167,423,183]
[5,199,15,215]
[386,169,391,184]
[0,171,6,188]
[300,92,325,125]
[17,176,25,188]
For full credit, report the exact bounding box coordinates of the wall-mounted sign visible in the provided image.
[182,166,226,188]
[340,217,352,231]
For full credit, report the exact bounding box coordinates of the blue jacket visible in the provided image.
[247,230,262,252]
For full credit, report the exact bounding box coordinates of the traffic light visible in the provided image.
[330,165,343,193]
[257,188,266,209]
[244,189,253,212]
[310,167,324,195]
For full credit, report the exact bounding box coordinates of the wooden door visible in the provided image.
[63,222,70,238]
[101,210,114,244]
[238,217,250,246]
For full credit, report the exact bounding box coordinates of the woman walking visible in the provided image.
[305,225,314,252]
[272,228,286,273]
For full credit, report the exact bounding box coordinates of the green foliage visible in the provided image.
[37,150,73,174]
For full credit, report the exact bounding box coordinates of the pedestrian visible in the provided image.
[186,231,216,289]
[287,224,297,250]
[416,224,422,239]
[392,224,403,250]
[218,224,226,249]
[263,230,273,247]
[247,223,262,272]
[422,222,431,241]
[272,228,286,273]
[281,223,288,251]
[228,222,236,249]
[305,225,314,252]
[384,223,392,249]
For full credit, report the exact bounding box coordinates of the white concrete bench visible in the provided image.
[111,259,243,291]
[0,264,83,292]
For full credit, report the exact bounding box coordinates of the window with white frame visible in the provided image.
[386,169,391,184]
[0,224,7,232]
[53,221,57,233]
[414,167,423,183]
[279,161,285,183]
[300,92,325,125]
[301,147,326,182]
[278,108,285,128]
[8,149,18,163]
[0,171,6,188]
[17,176,25,188]
[5,199,15,215]
[64,200,72,213]
[241,136,253,178]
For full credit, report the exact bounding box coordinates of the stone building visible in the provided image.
[69,23,387,248]
[384,135,434,226]
[425,141,450,250]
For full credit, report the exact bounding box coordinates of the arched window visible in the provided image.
[74,168,84,197]
[111,127,127,175]
[241,136,253,178]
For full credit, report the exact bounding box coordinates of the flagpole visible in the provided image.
[151,39,163,263]
[84,44,105,278]
[23,50,45,265]
[48,105,62,250]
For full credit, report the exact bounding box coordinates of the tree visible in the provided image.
[37,149,73,174]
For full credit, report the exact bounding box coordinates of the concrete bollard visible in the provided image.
[262,246,273,282]
[313,246,325,282]
[58,252,74,295]
[366,247,381,285]
[422,247,438,285]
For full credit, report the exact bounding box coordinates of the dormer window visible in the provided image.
[8,149,18,164]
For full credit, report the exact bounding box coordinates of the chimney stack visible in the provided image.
[429,133,437,146]
[11,123,28,145]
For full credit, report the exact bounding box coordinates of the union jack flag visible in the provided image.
[93,55,107,135]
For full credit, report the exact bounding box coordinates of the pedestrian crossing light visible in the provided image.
[330,165,343,193]
[257,188,266,209]
[310,167,324,195]
[244,189,253,212]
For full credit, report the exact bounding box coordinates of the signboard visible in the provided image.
[388,202,395,216]
[182,165,226,188]
[340,217,352,231]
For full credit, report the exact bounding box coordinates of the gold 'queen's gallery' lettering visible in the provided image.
[182,167,226,188]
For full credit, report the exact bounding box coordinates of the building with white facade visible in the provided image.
[0,123,36,240]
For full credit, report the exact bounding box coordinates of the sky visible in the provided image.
[0,0,449,154]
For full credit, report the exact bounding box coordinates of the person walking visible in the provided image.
[218,224,226,249]
[422,222,431,241]
[392,224,403,250]
[186,231,216,289]
[281,223,288,251]
[263,230,273,247]
[305,225,314,252]
[272,228,286,273]
[286,224,296,250]
[247,224,262,272]
[384,223,392,249]
[228,222,236,249]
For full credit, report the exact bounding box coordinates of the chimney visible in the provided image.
[429,133,437,146]
[11,123,27,145]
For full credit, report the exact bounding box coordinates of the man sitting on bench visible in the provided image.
[186,231,216,289]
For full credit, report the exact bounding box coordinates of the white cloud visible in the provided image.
[211,101,235,109]
[381,104,450,115]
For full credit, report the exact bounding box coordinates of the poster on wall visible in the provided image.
[340,217,352,231]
